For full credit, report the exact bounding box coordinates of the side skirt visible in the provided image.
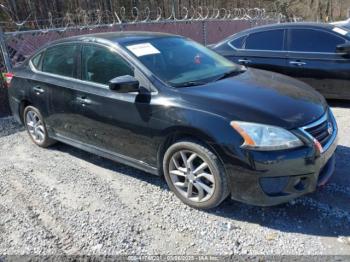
[51,133,159,176]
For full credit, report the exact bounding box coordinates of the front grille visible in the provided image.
[304,114,333,147]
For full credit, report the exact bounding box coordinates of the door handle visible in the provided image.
[289,61,306,67]
[238,59,252,65]
[76,96,92,105]
[33,86,44,94]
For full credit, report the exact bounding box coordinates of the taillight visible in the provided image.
[2,72,14,87]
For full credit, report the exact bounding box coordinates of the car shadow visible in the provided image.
[0,117,24,138]
[327,99,350,109]
[50,142,350,238]
[50,142,166,188]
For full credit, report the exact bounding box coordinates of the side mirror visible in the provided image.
[336,43,350,54]
[109,75,139,93]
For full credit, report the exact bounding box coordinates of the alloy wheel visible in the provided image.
[25,110,46,144]
[169,150,215,203]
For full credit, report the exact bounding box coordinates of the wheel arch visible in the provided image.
[157,126,225,176]
[19,99,32,124]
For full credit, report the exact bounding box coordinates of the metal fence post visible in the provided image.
[0,27,12,72]
[172,0,177,17]
[0,27,11,116]
[202,20,207,46]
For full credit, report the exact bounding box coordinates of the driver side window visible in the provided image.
[82,45,133,85]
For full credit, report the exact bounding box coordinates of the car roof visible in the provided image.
[47,31,179,46]
[234,22,339,36]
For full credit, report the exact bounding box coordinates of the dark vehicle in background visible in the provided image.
[7,32,338,209]
[211,22,350,100]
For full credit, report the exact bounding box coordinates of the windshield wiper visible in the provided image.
[171,81,207,88]
[214,68,246,82]
[169,68,246,87]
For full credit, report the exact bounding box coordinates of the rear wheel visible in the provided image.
[163,140,229,209]
[23,106,55,148]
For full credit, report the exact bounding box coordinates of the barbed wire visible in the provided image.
[0,5,294,33]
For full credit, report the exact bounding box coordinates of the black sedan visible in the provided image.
[211,22,350,100]
[7,32,338,209]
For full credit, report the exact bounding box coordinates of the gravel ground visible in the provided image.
[0,102,349,256]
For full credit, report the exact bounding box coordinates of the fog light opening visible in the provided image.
[259,176,289,196]
[294,177,308,191]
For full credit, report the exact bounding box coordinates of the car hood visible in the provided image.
[179,68,327,129]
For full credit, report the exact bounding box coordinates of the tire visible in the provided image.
[163,139,229,209]
[23,106,55,148]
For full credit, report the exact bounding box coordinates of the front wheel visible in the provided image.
[23,106,55,148]
[163,140,229,209]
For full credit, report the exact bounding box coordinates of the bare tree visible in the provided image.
[0,0,349,25]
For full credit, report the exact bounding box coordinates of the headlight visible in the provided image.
[231,121,303,151]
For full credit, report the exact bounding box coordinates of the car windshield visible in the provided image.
[121,37,242,87]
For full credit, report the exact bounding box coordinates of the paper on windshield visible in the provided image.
[126,43,160,57]
[333,27,348,36]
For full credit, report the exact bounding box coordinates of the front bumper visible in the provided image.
[224,112,338,206]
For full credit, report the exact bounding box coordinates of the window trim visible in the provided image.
[29,41,158,94]
[30,51,44,70]
[286,27,347,54]
[30,57,113,90]
[29,41,108,89]
[228,35,247,50]
[228,27,348,55]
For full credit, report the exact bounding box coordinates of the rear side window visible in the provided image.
[245,30,284,51]
[229,36,246,49]
[288,29,345,53]
[31,52,43,70]
[82,45,133,85]
[42,44,78,78]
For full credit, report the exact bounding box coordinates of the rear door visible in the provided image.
[26,51,50,119]
[229,29,289,75]
[285,28,350,99]
[37,43,81,137]
[30,43,80,135]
